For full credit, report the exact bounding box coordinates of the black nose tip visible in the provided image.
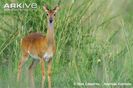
[49,20,53,23]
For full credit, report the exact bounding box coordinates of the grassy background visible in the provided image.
[0,0,133,88]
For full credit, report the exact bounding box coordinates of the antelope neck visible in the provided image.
[47,22,55,45]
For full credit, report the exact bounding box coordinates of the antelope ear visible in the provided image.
[43,5,49,12]
[53,6,60,13]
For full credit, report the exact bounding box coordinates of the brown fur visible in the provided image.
[17,5,59,88]
[21,33,48,58]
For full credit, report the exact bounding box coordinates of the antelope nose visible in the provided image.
[49,19,53,23]
[49,17,53,23]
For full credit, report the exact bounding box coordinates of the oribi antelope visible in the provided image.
[17,5,59,88]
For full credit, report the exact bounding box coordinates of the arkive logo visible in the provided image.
[4,3,37,10]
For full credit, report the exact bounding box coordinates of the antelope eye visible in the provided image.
[54,14,56,16]
[46,13,48,16]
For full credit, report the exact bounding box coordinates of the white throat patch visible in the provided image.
[43,52,53,61]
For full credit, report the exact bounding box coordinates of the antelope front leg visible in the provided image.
[48,59,52,88]
[40,59,45,88]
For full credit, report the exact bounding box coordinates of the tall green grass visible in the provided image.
[0,0,133,88]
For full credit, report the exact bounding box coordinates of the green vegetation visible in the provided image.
[0,0,133,88]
